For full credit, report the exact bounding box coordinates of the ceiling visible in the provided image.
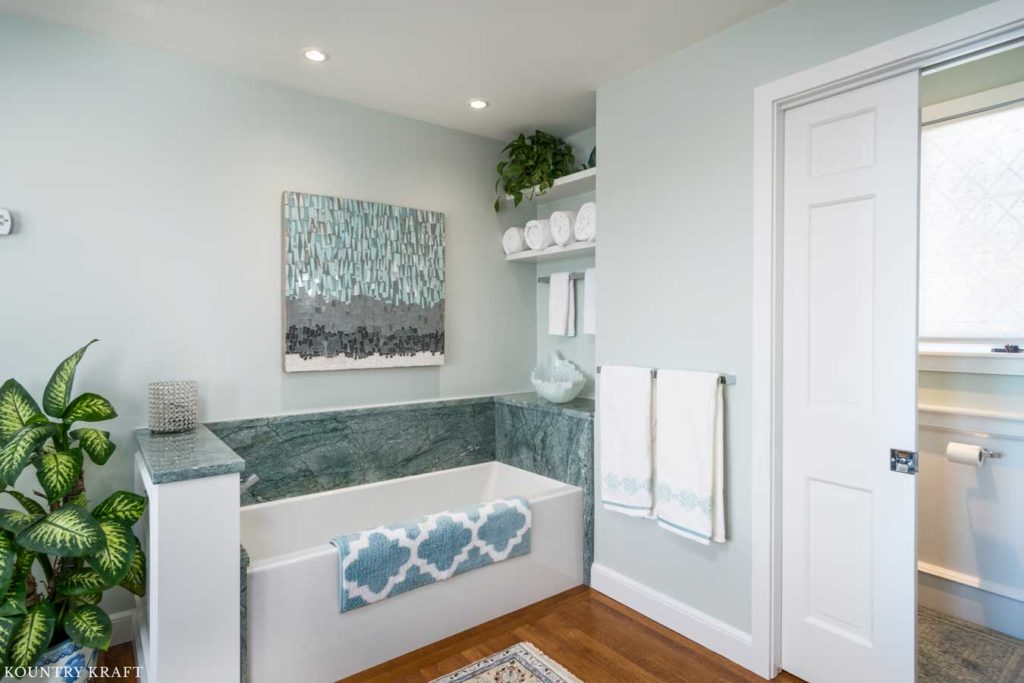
[921,43,1024,106]
[0,0,782,140]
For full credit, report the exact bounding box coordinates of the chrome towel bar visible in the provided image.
[596,365,736,385]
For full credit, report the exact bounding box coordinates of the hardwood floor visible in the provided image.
[344,587,801,682]
[94,642,139,683]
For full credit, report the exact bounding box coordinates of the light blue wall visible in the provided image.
[0,10,536,614]
[521,127,598,397]
[595,0,993,632]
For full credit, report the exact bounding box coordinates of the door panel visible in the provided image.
[781,72,919,683]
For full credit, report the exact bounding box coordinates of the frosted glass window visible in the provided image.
[919,102,1024,340]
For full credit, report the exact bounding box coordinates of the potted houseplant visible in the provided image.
[494,130,583,211]
[0,341,145,681]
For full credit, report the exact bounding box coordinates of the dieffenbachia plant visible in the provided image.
[0,340,146,672]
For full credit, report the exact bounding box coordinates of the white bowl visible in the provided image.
[530,353,587,403]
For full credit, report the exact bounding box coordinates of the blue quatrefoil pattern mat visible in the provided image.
[331,497,532,612]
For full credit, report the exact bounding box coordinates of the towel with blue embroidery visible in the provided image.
[654,370,725,544]
[330,496,531,611]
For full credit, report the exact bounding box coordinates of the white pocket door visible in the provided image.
[781,72,919,683]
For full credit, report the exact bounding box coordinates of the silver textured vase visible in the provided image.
[148,380,199,433]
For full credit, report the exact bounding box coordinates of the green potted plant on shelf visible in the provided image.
[494,130,583,211]
[0,340,145,681]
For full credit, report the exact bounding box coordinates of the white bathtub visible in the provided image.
[241,461,584,682]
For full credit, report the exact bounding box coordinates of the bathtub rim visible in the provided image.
[243,461,581,570]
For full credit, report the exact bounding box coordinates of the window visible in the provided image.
[919,96,1024,341]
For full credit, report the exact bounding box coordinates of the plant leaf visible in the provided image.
[57,568,111,596]
[34,449,83,502]
[0,615,22,668]
[0,577,26,618]
[3,491,46,517]
[91,492,146,526]
[119,536,146,597]
[8,601,55,669]
[16,505,104,557]
[67,491,88,508]
[70,428,116,466]
[0,380,43,443]
[0,423,55,486]
[0,510,42,535]
[87,520,135,585]
[42,341,97,419]
[62,393,117,424]
[69,592,101,607]
[0,534,16,599]
[64,604,112,650]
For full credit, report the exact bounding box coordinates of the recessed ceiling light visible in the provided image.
[303,48,328,63]
[468,99,489,110]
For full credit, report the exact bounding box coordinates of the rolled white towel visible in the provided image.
[549,210,578,246]
[574,202,597,242]
[525,219,554,250]
[502,227,526,255]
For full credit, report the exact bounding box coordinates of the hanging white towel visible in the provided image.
[599,366,654,517]
[547,272,575,336]
[654,370,725,544]
[583,268,597,335]
[549,210,578,246]
[525,219,553,250]
[574,202,597,242]
[502,227,526,255]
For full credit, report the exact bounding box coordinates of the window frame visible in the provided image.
[919,80,1024,373]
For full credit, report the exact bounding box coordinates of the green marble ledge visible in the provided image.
[134,424,245,484]
[494,393,595,583]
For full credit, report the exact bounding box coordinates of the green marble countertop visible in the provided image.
[135,424,246,484]
[495,392,595,419]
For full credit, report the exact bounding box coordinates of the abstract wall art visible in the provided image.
[282,191,445,371]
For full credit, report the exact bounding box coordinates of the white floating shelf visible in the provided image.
[502,167,596,206]
[506,241,595,263]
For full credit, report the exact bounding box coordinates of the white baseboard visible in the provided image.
[918,562,1024,603]
[110,608,135,646]
[590,563,761,677]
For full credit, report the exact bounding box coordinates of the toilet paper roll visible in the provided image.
[946,441,984,467]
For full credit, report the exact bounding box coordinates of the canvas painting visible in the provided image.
[282,191,445,371]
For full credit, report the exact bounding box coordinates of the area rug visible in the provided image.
[918,606,1024,683]
[430,642,582,683]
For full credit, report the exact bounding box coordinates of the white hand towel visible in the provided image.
[547,272,575,336]
[502,227,526,255]
[574,202,597,242]
[525,219,553,250]
[599,366,655,517]
[654,370,725,544]
[549,210,578,246]
[583,268,597,335]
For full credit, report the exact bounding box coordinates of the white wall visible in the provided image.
[0,13,536,609]
[595,0,993,634]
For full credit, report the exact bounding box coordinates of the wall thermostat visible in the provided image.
[0,209,11,236]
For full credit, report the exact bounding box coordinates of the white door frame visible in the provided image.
[750,1,1024,678]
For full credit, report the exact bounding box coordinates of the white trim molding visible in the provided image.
[590,564,757,673]
[918,562,1024,604]
[110,608,135,647]
[919,403,1024,441]
[752,1,1024,677]
[918,343,1024,376]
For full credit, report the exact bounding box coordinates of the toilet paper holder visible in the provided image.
[979,447,1003,460]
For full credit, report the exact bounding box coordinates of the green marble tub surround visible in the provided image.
[208,397,496,505]
[240,546,249,683]
[494,392,595,419]
[134,424,246,484]
[494,393,595,583]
